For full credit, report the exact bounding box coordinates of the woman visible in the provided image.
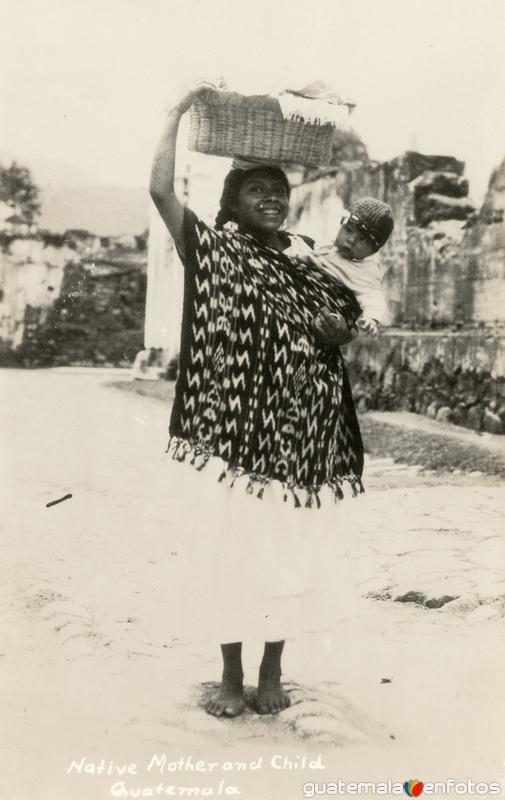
[149,79,364,718]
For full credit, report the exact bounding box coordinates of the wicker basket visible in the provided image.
[188,90,336,167]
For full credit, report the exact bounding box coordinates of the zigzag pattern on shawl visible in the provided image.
[168,209,364,504]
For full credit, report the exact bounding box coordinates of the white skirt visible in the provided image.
[167,454,362,645]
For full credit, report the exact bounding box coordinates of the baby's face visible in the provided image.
[335,217,375,261]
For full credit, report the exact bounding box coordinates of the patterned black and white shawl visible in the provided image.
[168,209,364,506]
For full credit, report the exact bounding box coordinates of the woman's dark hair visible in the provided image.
[215,166,291,230]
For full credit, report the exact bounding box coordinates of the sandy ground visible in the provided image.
[1,368,505,800]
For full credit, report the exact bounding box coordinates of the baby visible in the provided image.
[307,197,394,336]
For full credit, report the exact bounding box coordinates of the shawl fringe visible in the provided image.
[166,435,364,509]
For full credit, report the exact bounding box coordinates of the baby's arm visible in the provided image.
[356,284,388,336]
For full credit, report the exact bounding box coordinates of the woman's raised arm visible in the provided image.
[149,79,222,254]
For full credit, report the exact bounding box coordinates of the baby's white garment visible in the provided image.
[283,233,315,258]
[310,246,389,324]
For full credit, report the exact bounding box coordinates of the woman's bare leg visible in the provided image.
[256,640,291,714]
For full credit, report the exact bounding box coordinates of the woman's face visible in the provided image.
[232,171,289,234]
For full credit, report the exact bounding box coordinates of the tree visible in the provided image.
[0,161,41,225]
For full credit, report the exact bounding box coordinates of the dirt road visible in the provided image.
[1,368,504,800]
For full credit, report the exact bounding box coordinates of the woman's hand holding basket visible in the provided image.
[167,78,225,116]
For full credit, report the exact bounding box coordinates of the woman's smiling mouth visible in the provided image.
[257,203,283,216]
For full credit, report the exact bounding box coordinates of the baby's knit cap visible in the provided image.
[349,197,394,251]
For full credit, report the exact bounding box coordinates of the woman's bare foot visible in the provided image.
[205,642,245,718]
[256,672,291,714]
[255,640,291,715]
[206,677,246,717]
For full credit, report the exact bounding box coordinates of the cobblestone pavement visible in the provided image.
[1,368,504,800]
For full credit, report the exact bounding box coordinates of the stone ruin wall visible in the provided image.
[0,231,147,368]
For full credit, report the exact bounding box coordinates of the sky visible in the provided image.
[1,0,505,203]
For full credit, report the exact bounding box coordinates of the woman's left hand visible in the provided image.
[168,77,226,115]
[313,308,357,346]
